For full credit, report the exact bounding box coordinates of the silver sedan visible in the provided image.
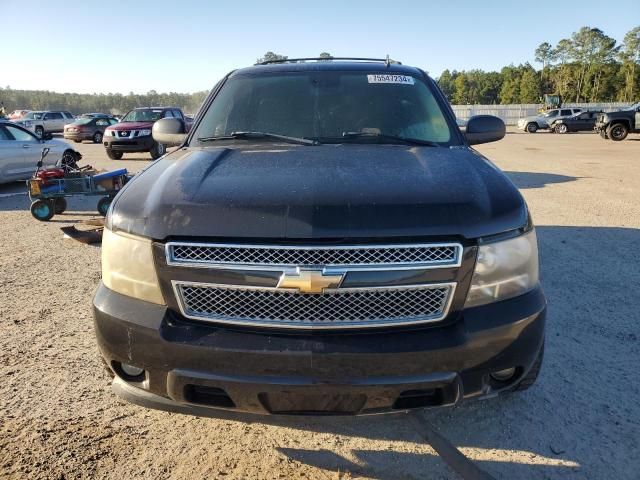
[0,121,75,184]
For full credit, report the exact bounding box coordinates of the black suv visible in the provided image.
[595,102,640,140]
[93,58,546,416]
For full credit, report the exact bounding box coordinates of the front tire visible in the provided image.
[607,123,628,141]
[30,200,54,221]
[526,122,538,133]
[93,131,103,144]
[149,142,166,160]
[106,148,123,160]
[554,123,568,134]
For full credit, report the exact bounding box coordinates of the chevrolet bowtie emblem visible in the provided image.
[277,269,344,294]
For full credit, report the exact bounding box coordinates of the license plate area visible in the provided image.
[258,392,367,415]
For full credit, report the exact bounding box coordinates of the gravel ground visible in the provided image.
[1,130,639,479]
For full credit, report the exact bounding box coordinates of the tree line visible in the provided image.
[438,26,639,105]
[1,28,638,115]
[0,88,209,115]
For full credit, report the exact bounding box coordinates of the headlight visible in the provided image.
[101,228,165,305]
[464,229,539,308]
[138,129,151,136]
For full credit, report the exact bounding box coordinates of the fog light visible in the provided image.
[490,367,516,381]
[121,363,145,377]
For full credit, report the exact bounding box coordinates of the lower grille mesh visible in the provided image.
[176,283,453,328]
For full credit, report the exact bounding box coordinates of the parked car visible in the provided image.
[549,110,602,134]
[94,58,546,417]
[0,120,78,184]
[102,107,192,159]
[7,110,30,121]
[594,102,640,141]
[80,113,116,119]
[15,110,75,137]
[517,107,583,133]
[64,117,118,144]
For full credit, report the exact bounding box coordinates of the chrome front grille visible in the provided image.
[174,282,455,329]
[167,242,461,269]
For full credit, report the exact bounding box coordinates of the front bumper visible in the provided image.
[103,134,154,152]
[93,283,546,416]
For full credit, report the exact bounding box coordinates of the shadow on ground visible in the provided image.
[504,171,578,189]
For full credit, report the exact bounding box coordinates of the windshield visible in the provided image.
[24,112,44,120]
[193,71,455,145]
[626,102,640,110]
[122,109,163,122]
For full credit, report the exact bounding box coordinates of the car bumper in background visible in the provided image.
[93,282,546,417]
[103,135,154,152]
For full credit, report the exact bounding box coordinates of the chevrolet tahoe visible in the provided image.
[93,58,546,416]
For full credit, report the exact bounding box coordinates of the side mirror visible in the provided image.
[465,115,506,145]
[152,118,187,146]
[42,132,53,141]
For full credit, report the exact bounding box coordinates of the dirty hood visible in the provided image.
[110,144,527,240]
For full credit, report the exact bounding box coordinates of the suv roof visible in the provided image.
[233,60,423,77]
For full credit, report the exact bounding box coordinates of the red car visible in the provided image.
[103,107,192,159]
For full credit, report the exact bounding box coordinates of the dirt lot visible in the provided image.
[1,130,639,479]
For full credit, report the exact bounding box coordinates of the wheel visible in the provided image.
[93,131,103,144]
[35,126,44,138]
[106,148,123,160]
[30,199,54,221]
[74,140,82,143]
[53,197,67,214]
[554,123,568,134]
[526,122,538,133]
[607,123,628,141]
[511,343,544,392]
[97,197,112,216]
[149,142,166,160]
[599,129,609,139]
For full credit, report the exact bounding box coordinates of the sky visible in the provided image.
[3,0,639,94]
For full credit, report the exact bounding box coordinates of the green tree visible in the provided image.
[437,69,456,100]
[452,73,469,104]
[256,51,288,64]
[499,66,521,104]
[619,26,640,101]
[519,66,540,103]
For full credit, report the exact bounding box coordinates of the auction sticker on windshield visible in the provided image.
[367,74,415,85]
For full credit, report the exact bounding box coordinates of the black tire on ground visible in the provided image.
[97,197,112,216]
[106,148,123,160]
[511,343,544,392]
[53,197,67,214]
[93,131,103,143]
[149,142,166,160]
[607,123,628,141]
[35,126,44,138]
[526,122,538,133]
[74,140,82,143]
[554,123,568,134]
[30,199,55,221]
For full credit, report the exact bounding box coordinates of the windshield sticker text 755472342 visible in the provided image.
[367,74,415,85]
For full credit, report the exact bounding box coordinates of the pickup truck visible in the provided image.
[102,107,192,159]
[595,102,640,140]
[16,111,75,137]
[94,58,546,417]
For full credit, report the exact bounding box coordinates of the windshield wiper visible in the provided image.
[197,131,318,146]
[341,131,440,147]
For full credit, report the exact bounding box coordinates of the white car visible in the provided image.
[517,108,583,133]
[14,110,75,138]
[0,120,77,184]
